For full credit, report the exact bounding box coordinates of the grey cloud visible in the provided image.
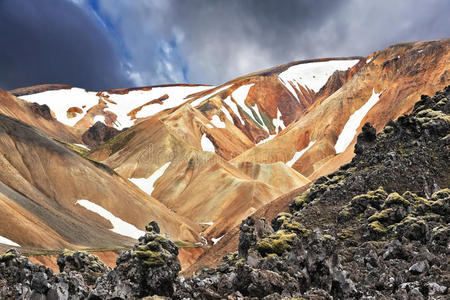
[1,0,449,90]
[96,0,450,86]
[0,0,133,91]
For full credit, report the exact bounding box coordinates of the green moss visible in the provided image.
[368,208,394,223]
[338,207,353,220]
[368,221,388,234]
[293,190,310,209]
[0,251,16,262]
[62,249,78,257]
[256,230,296,256]
[337,229,353,240]
[384,192,410,208]
[53,138,90,156]
[275,212,292,222]
[322,234,334,240]
[134,250,165,267]
[92,130,136,155]
[283,222,311,237]
[356,213,364,222]
[431,188,450,200]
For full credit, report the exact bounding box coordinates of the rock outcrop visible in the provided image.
[0,249,90,299]
[90,221,181,299]
[57,250,111,286]
[82,121,121,148]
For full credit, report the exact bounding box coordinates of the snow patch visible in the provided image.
[232,84,255,121]
[221,107,234,124]
[210,115,226,128]
[256,134,277,145]
[190,84,233,107]
[286,141,316,167]
[201,134,215,152]
[74,144,90,150]
[76,200,145,239]
[20,88,99,127]
[212,235,224,245]
[129,162,171,196]
[223,96,244,124]
[200,222,214,226]
[366,57,374,64]
[272,108,285,132]
[93,115,105,124]
[0,235,20,247]
[334,89,382,154]
[20,86,212,130]
[134,86,212,123]
[251,104,265,128]
[418,49,423,53]
[278,60,360,101]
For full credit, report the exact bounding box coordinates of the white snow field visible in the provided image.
[286,140,316,167]
[201,134,215,152]
[223,96,245,124]
[212,235,224,245]
[74,143,90,150]
[210,115,226,128]
[190,84,232,107]
[272,108,286,131]
[20,88,99,127]
[129,162,171,196]
[231,84,255,121]
[0,235,20,247]
[21,85,212,130]
[334,88,382,154]
[76,200,145,239]
[278,60,360,101]
[199,222,214,226]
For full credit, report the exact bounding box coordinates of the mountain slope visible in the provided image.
[0,89,80,143]
[88,113,309,242]
[173,85,450,299]
[0,113,200,249]
[232,39,450,181]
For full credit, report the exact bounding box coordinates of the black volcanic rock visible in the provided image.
[0,249,90,299]
[82,121,121,148]
[89,221,181,299]
[57,250,111,286]
[30,102,53,120]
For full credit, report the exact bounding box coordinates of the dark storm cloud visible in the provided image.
[0,0,133,91]
[1,0,449,90]
[93,0,450,86]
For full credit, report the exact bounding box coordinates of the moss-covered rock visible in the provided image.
[384,192,411,208]
[91,221,181,298]
[256,230,296,256]
[134,250,165,267]
[57,250,111,286]
[366,221,388,240]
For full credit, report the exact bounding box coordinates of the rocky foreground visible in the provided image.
[1,86,450,298]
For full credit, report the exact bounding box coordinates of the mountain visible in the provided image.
[167,84,450,299]
[232,39,450,180]
[0,110,200,249]
[2,84,448,298]
[0,39,448,273]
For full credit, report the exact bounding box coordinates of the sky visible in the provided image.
[0,0,449,91]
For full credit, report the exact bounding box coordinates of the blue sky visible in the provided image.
[0,0,449,90]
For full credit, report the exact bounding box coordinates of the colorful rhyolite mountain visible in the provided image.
[1,39,449,265]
